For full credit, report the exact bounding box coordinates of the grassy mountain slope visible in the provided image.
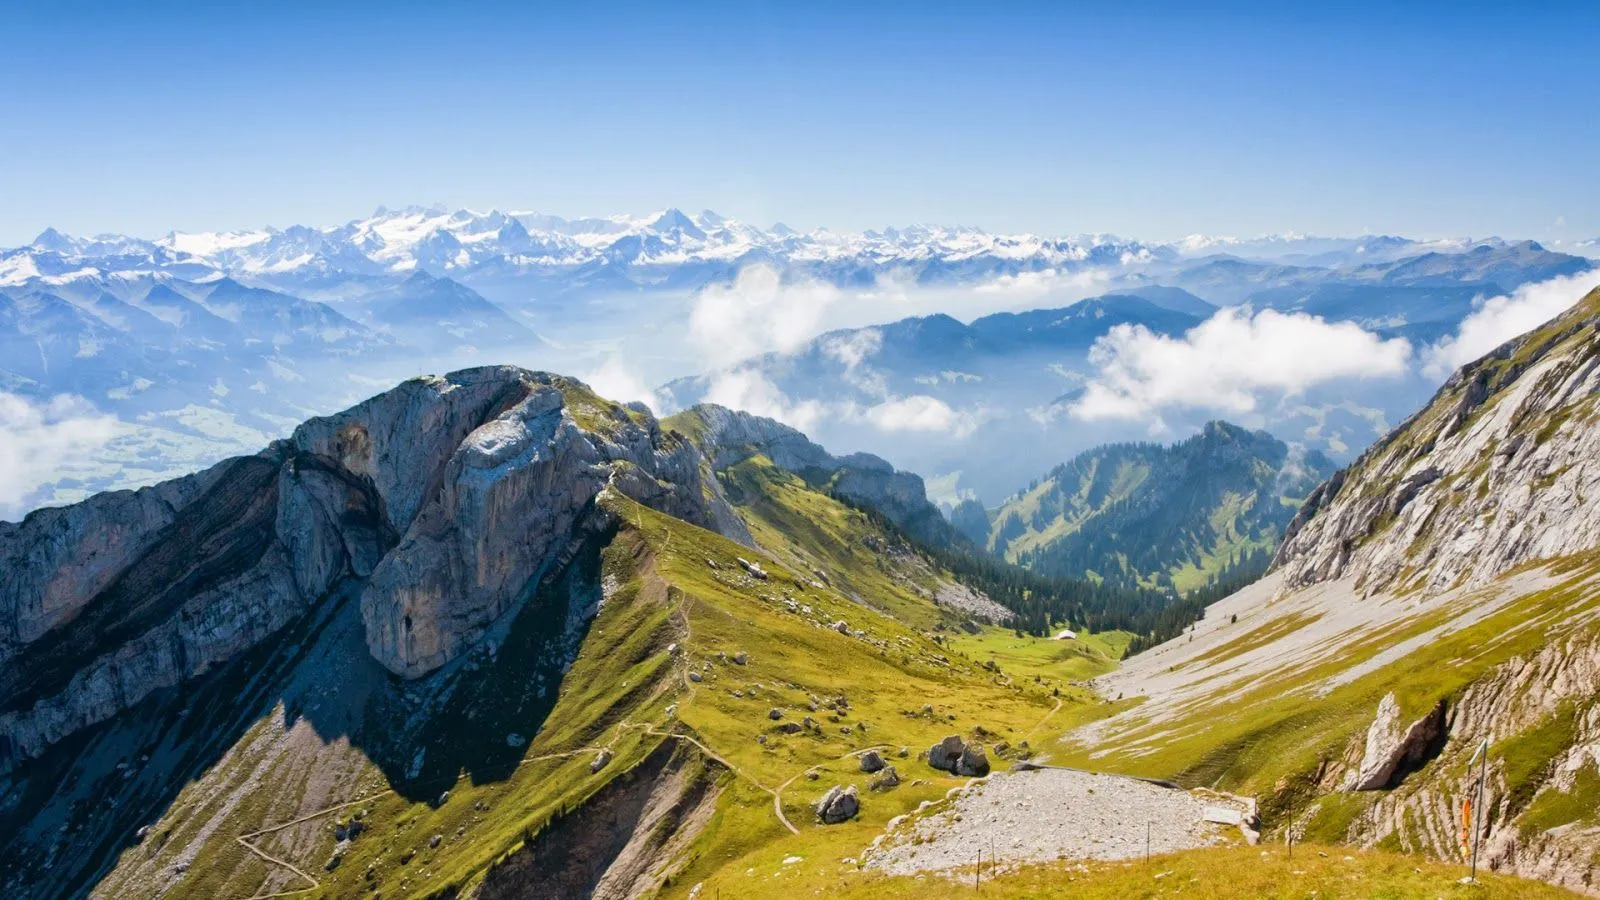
[3,367,1584,899]
[2,407,1097,899]
[1042,286,1600,895]
[986,421,1333,591]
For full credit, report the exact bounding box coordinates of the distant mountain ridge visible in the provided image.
[6,207,1588,306]
[979,422,1334,590]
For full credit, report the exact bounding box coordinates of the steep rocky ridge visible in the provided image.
[0,367,733,771]
[2,367,1066,900]
[664,403,960,548]
[1062,284,1600,895]
[1275,285,1600,596]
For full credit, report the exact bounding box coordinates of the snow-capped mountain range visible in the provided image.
[3,205,1568,299]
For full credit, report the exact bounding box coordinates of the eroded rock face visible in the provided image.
[1321,633,1600,895]
[1274,288,1600,597]
[1345,693,1446,791]
[678,404,956,546]
[0,367,735,770]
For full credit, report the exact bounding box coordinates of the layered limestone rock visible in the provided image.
[1320,632,1600,895]
[670,404,956,545]
[1275,286,1600,596]
[358,376,717,677]
[1344,693,1447,791]
[0,367,732,771]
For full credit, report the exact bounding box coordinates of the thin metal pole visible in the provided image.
[1146,821,1151,861]
[1471,740,1488,880]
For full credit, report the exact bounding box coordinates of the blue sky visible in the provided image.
[2,1,1596,244]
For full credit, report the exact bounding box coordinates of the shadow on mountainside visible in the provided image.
[0,535,610,900]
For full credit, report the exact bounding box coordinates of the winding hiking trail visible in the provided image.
[234,744,612,899]
[1024,697,1065,743]
[771,744,889,834]
[232,537,926,896]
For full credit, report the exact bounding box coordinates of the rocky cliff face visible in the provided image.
[668,403,959,546]
[1310,631,1600,896]
[1260,285,1600,893]
[0,367,732,771]
[1275,285,1600,597]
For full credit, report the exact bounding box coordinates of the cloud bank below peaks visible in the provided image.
[701,367,981,440]
[687,263,1115,369]
[676,262,1104,440]
[1070,307,1414,422]
[0,393,120,521]
[1424,270,1600,378]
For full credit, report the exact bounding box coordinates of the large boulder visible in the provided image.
[870,766,901,790]
[957,743,991,777]
[814,784,859,824]
[927,734,991,776]
[858,749,887,773]
[928,735,966,772]
[1345,692,1447,790]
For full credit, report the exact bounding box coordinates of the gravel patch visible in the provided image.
[933,579,1013,622]
[864,767,1239,874]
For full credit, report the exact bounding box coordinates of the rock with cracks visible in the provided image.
[928,735,965,772]
[815,784,860,824]
[928,735,989,776]
[1346,692,1446,791]
[858,749,887,773]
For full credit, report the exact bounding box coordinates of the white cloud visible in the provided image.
[1070,308,1413,422]
[0,393,121,520]
[581,354,656,408]
[973,267,1112,299]
[819,328,882,370]
[683,262,1095,441]
[702,368,828,434]
[688,265,846,368]
[858,394,978,437]
[686,263,1119,369]
[700,367,981,439]
[1424,270,1600,377]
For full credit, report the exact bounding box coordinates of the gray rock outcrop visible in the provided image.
[870,766,900,790]
[957,743,991,777]
[1274,287,1600,597]
[814,784,859,824]
[858,749,886,773]
[0,367,740,771]
[928,734,992,777]
[671,404,959,546]
[1344,692,1446,791]
[928,735,965,772]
